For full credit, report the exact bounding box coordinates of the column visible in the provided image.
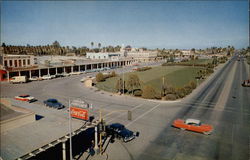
[85,65,87,71]
[71,66,73,73]
[47,68,50,75]
[18,71,21,76]
[39,69,41,77]
[7,71,9,82]
[29,70,32,78]
[91,64,93,70]
[56,67,58,75]
[62,141,66,160]
[78,66,80,72]
[63,67,66,73]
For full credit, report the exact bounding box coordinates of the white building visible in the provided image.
[86,52,122,60]
[126,51,158,62]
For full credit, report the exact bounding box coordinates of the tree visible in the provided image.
[96,72,104,82]
[111,71,116,77]
[52,41,60,48]
[2,43,6,47]
[142,85,156,99]
[126,74,141,95]
[191,48,196,54]
[98,43,101,49]
[115,78,125,93]
[91,42,94,49]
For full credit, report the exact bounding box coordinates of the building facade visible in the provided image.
[0,55,35,68]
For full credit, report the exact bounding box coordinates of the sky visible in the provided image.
[1,1,249,49]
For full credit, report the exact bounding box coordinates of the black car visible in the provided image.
[43,99,64,109]
[107,123,139,143]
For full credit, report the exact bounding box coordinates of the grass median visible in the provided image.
[96,66,204,95]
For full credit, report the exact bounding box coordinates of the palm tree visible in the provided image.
[91,42,94,49]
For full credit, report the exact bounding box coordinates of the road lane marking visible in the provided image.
[106,104,144,123]
[126,103,161,127]
[215,62,237,110]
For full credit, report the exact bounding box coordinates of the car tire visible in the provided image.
[203,132,210,135]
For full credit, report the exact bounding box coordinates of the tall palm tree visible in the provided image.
[91,42,94,49]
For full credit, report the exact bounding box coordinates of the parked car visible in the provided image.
[50,75,56,79]
[106,123,139,143]
[43,99,64,109]
[55,73,64,78]
[62,72,70,77]
[29,76,39,81]
[69,72,81,75]
[15,95,36,103]
[42,75,52,80]
[172,118,213,135]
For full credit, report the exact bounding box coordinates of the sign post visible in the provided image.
[68,100,73,160]
[68,99,90,160]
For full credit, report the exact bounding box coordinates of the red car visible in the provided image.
[15,95,36,103]
[172,118,213,135]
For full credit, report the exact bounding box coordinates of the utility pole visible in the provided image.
[68,100,73,160]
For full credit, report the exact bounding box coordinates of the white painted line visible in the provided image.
[126,103,161,127]
[106,104,144,123]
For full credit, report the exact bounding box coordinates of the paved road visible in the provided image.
[1,58,249,160]
[101,56,250,160]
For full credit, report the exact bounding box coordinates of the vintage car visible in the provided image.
[15,95,36,103]
[172,118,213,135]
[106,123,139,143]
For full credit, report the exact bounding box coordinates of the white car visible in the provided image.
[15,95,36,103]
[29,76,39,81]
[50,75,56,79]
[62,72,70,77]
[42,75,52,80]
[69,72,82,75]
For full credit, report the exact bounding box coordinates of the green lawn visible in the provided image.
[96,66,204,94]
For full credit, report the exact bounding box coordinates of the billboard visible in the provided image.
[70,106,88,120]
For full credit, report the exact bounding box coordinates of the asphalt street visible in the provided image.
[1,58,249,160]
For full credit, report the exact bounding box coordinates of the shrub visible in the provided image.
[142,85,156,99]
[184,84,192,95]
[134,89,142,97]
[137,66,152,72]
[96,73,104,82]
[175,88,186,98]
[164,94,177,100]
[189,81,197,89]
[111,71,117,77]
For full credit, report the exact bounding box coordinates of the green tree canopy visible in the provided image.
[126,74,141,95]
[142,85,156,99]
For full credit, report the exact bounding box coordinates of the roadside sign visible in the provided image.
[71,99,89,108]
[70,106,88,120]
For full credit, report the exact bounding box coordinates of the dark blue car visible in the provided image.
[43,99,64,109]
[107,123,139,143]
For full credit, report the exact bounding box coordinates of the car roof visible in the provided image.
[47,99,58,101]
[20,94,30,97]
[110,123,124,128]
[185,119,200,124]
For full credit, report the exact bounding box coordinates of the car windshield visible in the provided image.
[20,95,29,98]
